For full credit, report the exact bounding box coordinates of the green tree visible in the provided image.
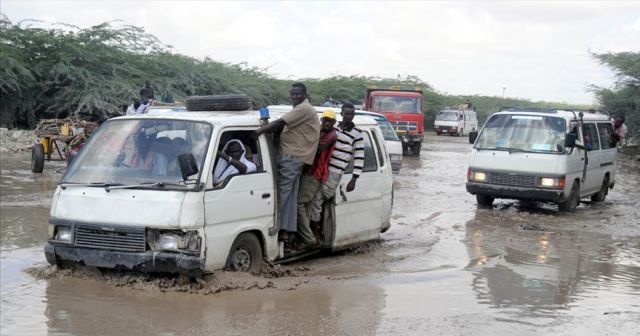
[592,51,640,137]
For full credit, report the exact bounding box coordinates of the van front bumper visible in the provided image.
[45,243,204,276]
[466,182,565,202]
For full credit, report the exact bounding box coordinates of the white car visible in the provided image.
[45,104,393,275]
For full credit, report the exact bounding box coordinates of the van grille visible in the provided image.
[488,173,537,187]
[74,225,146,252]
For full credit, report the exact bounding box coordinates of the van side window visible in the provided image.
[583,123,600,151]
[344,132,378,173]
[370,130,385,167]
[597,123,615,149]
[212,130,262,188]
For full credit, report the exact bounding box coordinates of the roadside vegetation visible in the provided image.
[1,16,637,135]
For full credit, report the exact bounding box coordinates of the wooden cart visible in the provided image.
[31,134,74,173]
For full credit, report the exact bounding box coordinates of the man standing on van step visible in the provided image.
[253,83,320,243]
[297,110,337,247]
[308,103,364,227]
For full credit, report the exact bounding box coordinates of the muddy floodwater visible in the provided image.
[1,134,639,335]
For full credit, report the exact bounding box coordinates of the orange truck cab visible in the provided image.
[364,86,424,156]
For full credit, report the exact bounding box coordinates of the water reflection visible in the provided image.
[42,278,386,335]
[464,211,640,314]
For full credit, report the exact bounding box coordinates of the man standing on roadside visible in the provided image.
[613,116,627,148]
[308,103,364,227]
[297,109,337,247]
[253,83,320,243]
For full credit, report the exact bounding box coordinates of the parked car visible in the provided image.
[354,110,403,173]
[466,109,617,211]
[45,103,393,275]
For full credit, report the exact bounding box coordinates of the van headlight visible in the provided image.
[467,169,487,182]
[54,226,72,242]
[539,177,565,188]
[150,230,201,254]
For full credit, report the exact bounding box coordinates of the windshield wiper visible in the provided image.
[502,147,527,154]
[476,147,528,153]
[105,181,188,191]
[59,182,122,190]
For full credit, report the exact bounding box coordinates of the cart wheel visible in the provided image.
[32,144,45,173]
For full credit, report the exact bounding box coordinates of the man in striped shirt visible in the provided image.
[309,103,364,225]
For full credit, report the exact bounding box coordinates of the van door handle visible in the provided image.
[262,193,271,199]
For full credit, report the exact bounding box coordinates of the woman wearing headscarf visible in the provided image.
[213,139,257,184]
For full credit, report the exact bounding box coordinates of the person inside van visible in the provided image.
[129,133,170,176]
[213,139,256,185]
[167,137,191,176]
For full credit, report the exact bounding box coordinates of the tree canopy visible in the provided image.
[591,51,640,136]
[1,16,594,129]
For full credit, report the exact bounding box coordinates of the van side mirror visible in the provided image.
[469,131,478,144]
[565,133,577,148]
[178,153,199,181]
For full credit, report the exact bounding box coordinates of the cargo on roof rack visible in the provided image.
[186,94,252,111]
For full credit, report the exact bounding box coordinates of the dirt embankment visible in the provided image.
[0,128,34,154]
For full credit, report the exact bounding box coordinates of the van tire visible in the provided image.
[31,144,45,173]
[559,182,580,212]
[186,94,252,111]
[591,176,609,202]
[476,194,494,207]
[225,232,263,274]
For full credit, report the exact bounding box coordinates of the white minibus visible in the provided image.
[466,109,617,211]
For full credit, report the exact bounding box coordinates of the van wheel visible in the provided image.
[31,144,45,173]
[436,132,441,136]
[559,182,580,212]
[225,233,262,274]
[591,176,609,202]
[476,194,494,207]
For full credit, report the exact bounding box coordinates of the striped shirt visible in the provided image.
[329,126,365,178]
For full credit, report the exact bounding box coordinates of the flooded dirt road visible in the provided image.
[2,134,639,335]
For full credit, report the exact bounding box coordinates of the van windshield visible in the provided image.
[377,121,400,141]
[475,114,566,153]
[436,111,460,121]
[371,96,421,113]
[62,119,212,188]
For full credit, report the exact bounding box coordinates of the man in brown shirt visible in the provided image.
[253,83,320,242]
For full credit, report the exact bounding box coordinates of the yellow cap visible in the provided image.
[322,109,336,119]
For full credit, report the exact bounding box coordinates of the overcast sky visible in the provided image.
[3,1,639,104]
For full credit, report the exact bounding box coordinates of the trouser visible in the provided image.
[297,174,321,244]
[278,154,306,233]
[310,171,342,222]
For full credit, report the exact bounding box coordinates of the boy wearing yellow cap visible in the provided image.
[296,109,337,247]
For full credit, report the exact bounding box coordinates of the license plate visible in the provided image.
[442,130,448,133]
